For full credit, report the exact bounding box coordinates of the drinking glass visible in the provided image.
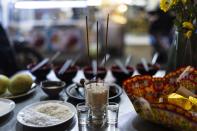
[107,102,119,125]
[84,80,109,127]
[77,102,90,125]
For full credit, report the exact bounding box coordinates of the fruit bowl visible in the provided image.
[123,67,197,131]
[0,83,36,99]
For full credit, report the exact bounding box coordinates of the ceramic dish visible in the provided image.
[111,65,134,85]
[27,63,51,82]
[0,83,37,99]
[65,83,123,101]
[40,81,65,97]
[0,98,15,117]
[17,100,76,128]
[83,66,107,80]
[53,65,79,85]
[136,63,160,76]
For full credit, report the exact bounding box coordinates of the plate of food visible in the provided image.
[17,100,76,128]
[0,98,15,117]
[0,73,36,99]
[66,82,123,101]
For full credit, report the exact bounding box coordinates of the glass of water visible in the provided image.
[77,102,90,125]
[106,102,119,125]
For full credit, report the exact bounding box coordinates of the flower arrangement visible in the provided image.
[160,0,197,38]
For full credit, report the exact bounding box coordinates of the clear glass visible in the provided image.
[77,103,90,125]
[107,102,119,125]
[84,80,109,127]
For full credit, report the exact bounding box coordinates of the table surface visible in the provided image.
[0,70,173,131]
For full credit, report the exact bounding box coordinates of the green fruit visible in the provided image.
[0,75,10,95]
[8,73,33,95]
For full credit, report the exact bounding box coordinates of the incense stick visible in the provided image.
[105,14,109,67]
[96,21,99,81]
[86,16,90,64]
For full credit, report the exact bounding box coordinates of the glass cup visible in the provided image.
[106,102,119,125]
[84,80,109,127]
[77,103,90,125]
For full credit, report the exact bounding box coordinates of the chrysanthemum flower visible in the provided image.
[184,30,192,39]
[172,0,179,5]
[181,0,188,4]
[182,22,194,30]
[160,0,171,12]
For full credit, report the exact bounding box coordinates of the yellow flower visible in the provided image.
[182,0,187,4]
[160,0,171,12]
[182,22,194,30]
[160,0,178,12]
[172,0,179,5]
[184,30,192,39]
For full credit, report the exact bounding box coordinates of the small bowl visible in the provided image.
[83,66,107,80]
[41,81,65,97]
[27,63,51,82]
[54,65,78,85]
[111,65,134,85]
[136,63,160,76]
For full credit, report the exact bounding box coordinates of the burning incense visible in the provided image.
[105,14,109,67]
[96,21,99,81]
[86,16,90,64]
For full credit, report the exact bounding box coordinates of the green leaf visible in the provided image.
[174,19,182,29]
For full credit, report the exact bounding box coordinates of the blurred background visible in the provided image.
[0,0,175,76]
